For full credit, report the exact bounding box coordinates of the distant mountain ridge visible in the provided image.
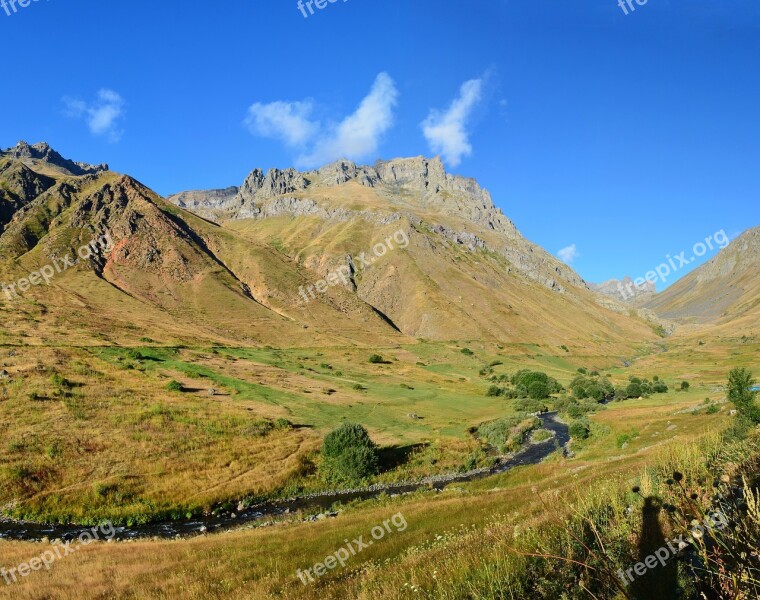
[590,276,657,304]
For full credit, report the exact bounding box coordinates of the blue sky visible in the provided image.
[2,0,759,287]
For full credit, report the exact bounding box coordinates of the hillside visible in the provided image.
[645,226,760,336]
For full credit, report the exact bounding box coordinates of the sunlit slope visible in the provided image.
[224,179,659,350]
[645,227,760,337]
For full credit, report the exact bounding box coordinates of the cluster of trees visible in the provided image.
[486,370,563,401]
[569,374,615,402]
[570,374,670,402]
[615,376,669,400]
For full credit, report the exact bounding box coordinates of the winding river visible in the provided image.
[0,413,569,542]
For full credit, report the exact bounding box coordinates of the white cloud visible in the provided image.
[421,78,483,167]
[244,100,318,147]
[558,244,580,264]
[63,89,125,143]
[243,73,399,169]
[298,73,398,168]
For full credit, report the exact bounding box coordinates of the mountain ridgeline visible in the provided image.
[3,141,752,350]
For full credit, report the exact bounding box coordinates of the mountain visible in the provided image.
[0,143,662,350]
[644,226,760,335]
[167,155,660,347]
[590,276,657,304]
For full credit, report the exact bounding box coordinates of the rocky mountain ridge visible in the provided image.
[168,156,586,292]
[1,141,108,177]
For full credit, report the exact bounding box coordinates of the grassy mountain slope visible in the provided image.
[645,227,760,338]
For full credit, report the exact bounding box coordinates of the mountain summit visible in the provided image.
[1,141,108,177]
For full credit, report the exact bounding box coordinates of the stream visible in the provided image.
[0,412,569,542]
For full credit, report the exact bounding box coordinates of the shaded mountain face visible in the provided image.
[1,143,660,349]
[644,227,760,332]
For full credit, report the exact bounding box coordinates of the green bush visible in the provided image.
[486,385,503,397]
[681,381,690,391]
[460,348,474,356]
[511,370,562,395]
[569,418,591,440]
[320,423,379,484]
[368,354,384,364]
[166,380,184,392]
[515,398,548,414]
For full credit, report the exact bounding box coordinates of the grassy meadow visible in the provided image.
[1,327,756,599]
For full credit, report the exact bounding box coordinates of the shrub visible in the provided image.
[569,418,591,440]
[486,385,503,397]
[166,380,184,392]
[681,381,690,391]
[460,348,474,356]
[616,430,638,447]
[515,398,548,414]
[625,382,643,398]
[320,423,379,484]
[368,354,384,364]
[511,370,562,395]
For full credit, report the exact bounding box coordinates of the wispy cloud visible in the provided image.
[244,100,319,147]
[558,244,580,264]
[63,89,125,143]
[243,73,399,169]
[421,78,483,167]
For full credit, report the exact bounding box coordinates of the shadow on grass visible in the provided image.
[378,443,428,471]
[630,496,679,599]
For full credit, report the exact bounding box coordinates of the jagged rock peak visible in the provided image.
[1,141,109,176]
[238,167,307,202]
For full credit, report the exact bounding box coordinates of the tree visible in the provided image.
[680,381,690,391]
[728,368,759,424]
[528,381,550,400]
[321,423,379,484]
[626,382,643,398]
[369,354,384,364]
